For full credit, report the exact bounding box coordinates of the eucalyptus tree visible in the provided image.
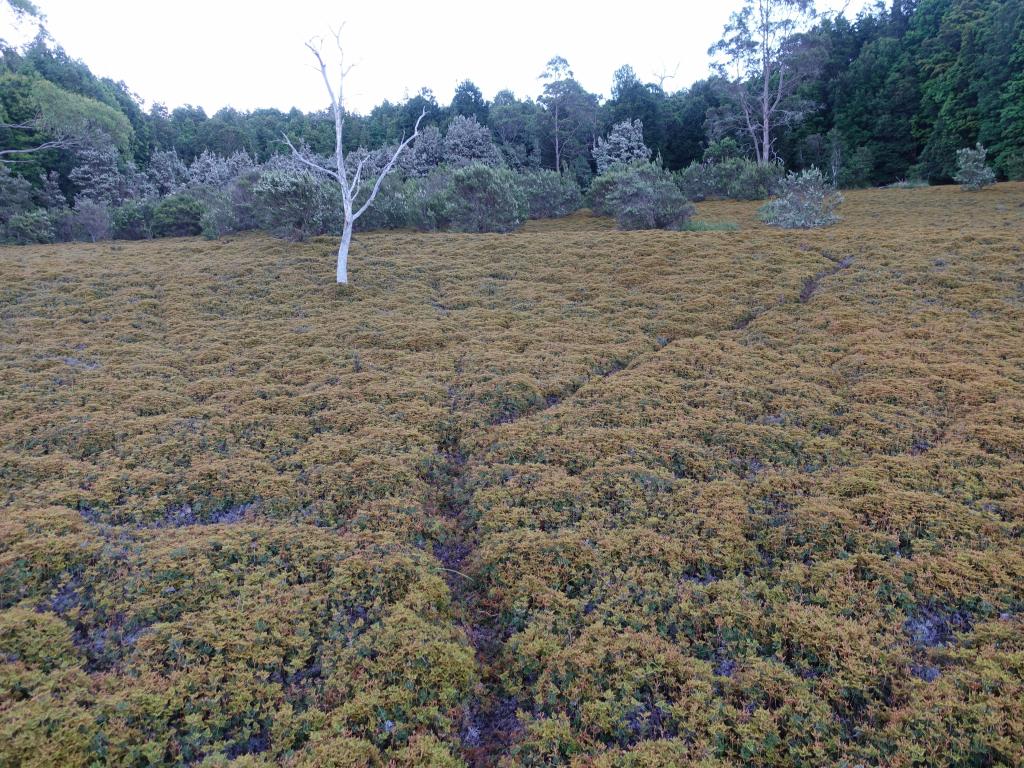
[284,28,423,284]
[708,0,820,164]
[538,57,599,177]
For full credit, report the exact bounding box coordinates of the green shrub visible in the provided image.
[443,163,526,233]
[4,209,55,244]
[758,168,843,228]
[590,164,694,230]
[518,170,582,219]
[681,220,739,232]
[954,143,997,191]
[586,168,627,217]
[112,200,153,240]
[1002,152,1024,181]
[254,166,341,240]
[677,158,783,201]
[70,198,112,242]
[152,194,203,237]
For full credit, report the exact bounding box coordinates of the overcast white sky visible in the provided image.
[11,0,871,115]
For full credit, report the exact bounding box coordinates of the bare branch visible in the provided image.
[348,152,370,198]
[280,132,340,180]
[352,108,424,222]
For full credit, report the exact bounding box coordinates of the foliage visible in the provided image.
[147,148,188,195]
[592,119,651,175]
[517,169,582,219]
[0,164,36,239]
[677,157,784,201]
[759,168,843,228]
[253,162,340,240]
[4,208,54,243]
[69,197,111,241]
[708,0,821,163]
[538,57,599,184]
[112,199,154,240]
[604,164,695,230]
[0,73,134,154]
[151,193,203,237]
[2,185,1024,764]
[442,115,503,168]
[442,162,527,233]
[589,163,694,230]
[399,125,443,178]
[953,143,997,191]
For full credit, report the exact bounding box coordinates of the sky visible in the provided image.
[10,0,872,116]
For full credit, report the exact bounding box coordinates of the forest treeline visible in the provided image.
[1,0,1022,243]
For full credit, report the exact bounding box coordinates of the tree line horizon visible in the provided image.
[3,0,1022,194]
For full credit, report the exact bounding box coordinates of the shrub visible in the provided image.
[442,115,503,168]
[152,194,203,237]
[5,209,55,244]
[199,193,235,240]
[954,143,997,191]
[677,158,783,201]
[400,125,444,177]
[758,168,843,229]
[702,137,743,163]
[1002,152,1024,181]
[70,198,112,242]
[586,168,627,217]
[518,170,582,219]
[112,200,154,240]
[254,165,341,240]
[0,166,36,239]
[197,170,261,239]
[443,163,526,233]
[352,174,415,231]
[589,164,694,230]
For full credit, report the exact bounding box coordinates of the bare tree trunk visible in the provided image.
[554,102,561,173]
[337,219,353,284]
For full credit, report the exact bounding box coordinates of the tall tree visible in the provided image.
[709,0,820,163]
[450,79,489,126]
[538,56,598,180]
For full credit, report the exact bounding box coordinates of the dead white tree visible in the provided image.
[283,28,423,284]
[652,63,680,92]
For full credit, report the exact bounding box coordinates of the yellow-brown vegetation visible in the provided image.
[1,183,1022,766]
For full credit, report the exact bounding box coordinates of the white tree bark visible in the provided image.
[284,28,423,284]
[0,121,76,163]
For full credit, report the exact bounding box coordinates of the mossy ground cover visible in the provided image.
[1,184,1022,766]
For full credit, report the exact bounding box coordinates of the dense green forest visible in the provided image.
[1,0,1022,244]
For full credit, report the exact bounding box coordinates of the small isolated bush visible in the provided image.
[152,194,203,237]
[5,209,55,244]
[681,219,739,232]
[884,178,929,189]
[954,143,996,190]
[759,168,843,228]
[591,163,693,230]
[443,163,526,233]
[518,169,582,219]
[112,200,154,240]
